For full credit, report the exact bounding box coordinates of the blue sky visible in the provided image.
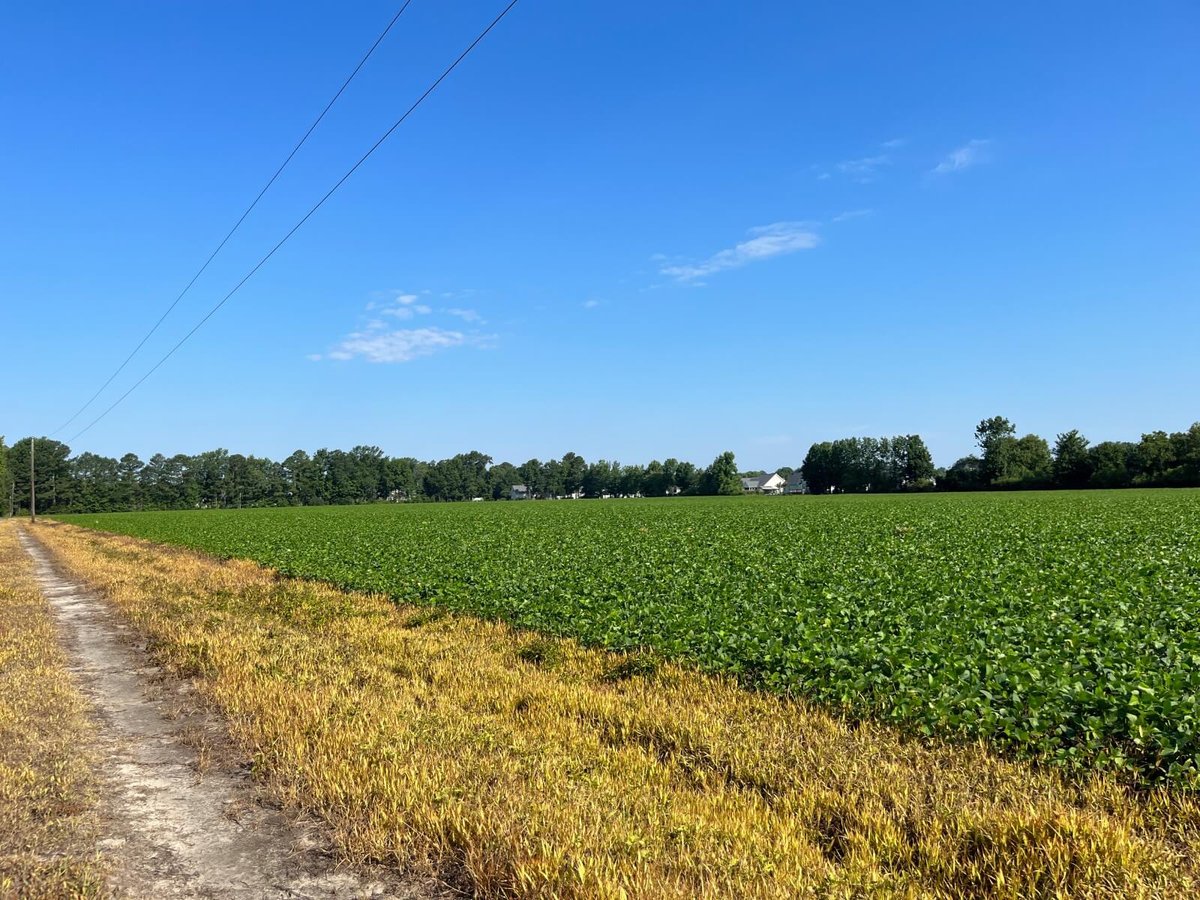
[2,1,1197,471]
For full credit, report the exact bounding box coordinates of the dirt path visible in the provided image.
[18,528,440,900]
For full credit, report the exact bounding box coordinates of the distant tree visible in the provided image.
[8,437,72,514]
[542,458,565,498]
[975,416,1017,484]
[1088,441,1136,488]
[617,464,645,497]
[0,437,9,516]
[1172,422,1200,485]
[116,453,144,510]
[995,434,1052,488]
[895,435,936,488]
[518,459,544,498]
[941,455,986,491]
[642,460,669,496]
[487,461,519,500]
[700,451,741,495]
[1134,430,1174,484]
[69,452,119,511]
[1052,430,1092,488]
[800,442,835,494]
[384,456,426,501]
[350,445,387,502]
[581,460,618,498]
[674,460,700,494]
[560,452,587,496]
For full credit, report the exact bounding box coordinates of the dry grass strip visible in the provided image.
[0,521,104,898]
[31,519,1200,899]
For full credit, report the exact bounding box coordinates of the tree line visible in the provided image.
[800,418,1200,493]
[0,437,745,514]
[2,416,1197,514]
[939,417,1200,491]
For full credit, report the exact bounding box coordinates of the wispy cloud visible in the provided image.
[837,154,890,182]
[832,208,873,223]
[366,290,433,319]
[816,141,901,182]
[381,304,432,319]
[445,307,484,324]
[313,290,492,363]
[931,139,992,175]
[659,221,819,282]
[325,327,478,363]
[582,299,601,309]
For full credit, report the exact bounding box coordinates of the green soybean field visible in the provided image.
[59,489,1200,786]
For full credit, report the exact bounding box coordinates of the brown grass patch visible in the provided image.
[0,521,105,898]
[31,519,1200,899]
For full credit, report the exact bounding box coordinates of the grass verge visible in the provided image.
[0,521,104,898]
[31,520,1200,899]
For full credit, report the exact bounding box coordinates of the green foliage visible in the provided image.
[941,455,985,491]
[517,637,564,668]
[700,451,741,495]
[802,434,936,493]
[62,489,1200,787]
[975,416,1017,483]
[0,437,8,515]
[1053,430,1092,488]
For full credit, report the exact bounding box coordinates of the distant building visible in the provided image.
[785,472,807,494]
[665,485,683,496]
[741,472,786,494]
[510,484,531,500]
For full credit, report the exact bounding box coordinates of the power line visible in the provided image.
[66,0,521,446]
[49,0,416,437]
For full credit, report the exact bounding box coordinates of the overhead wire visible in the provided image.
[65,0,521,445]
[49,0,416,436]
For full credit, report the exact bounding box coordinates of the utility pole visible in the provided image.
[29,436,36,522]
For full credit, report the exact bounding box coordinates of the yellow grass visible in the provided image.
[30,519,1200,899]
[0,521,104,899]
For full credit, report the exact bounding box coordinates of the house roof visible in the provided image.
[511,484,528,491]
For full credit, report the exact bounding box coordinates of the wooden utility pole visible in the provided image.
[29,436,35,522]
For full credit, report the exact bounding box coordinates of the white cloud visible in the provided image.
[837,154,890,182]
[326,327,480,364]
[881,137,907,149]
[659,221,819,282]
[931,139,992,175]
[379,293,432,320]
[582,299,601,309]
[832,208,873,223]
[317,289,492,363]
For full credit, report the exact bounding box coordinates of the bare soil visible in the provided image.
[18,528,444,900]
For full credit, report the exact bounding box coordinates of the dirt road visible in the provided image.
[18,528,440,900]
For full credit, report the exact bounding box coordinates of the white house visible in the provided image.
[742,472,786,494]
[510,484,531,500]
